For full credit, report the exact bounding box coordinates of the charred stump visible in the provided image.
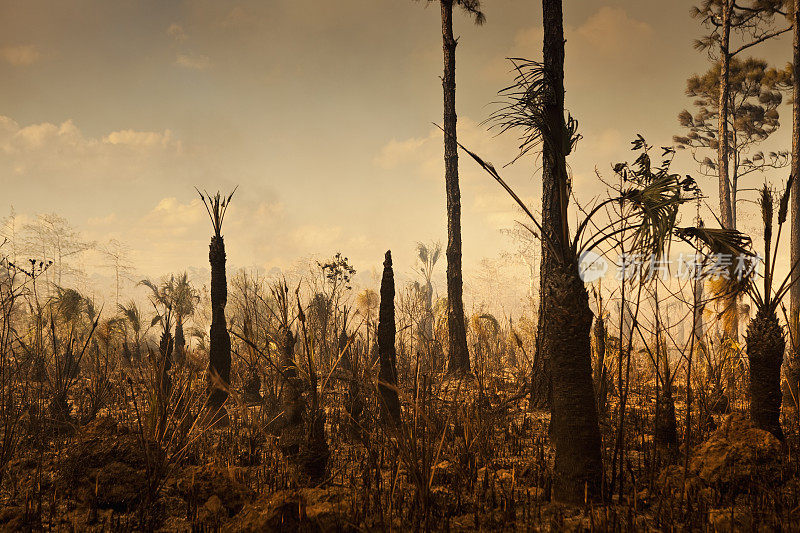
[593,314,608,417]
[157,329,173,402]
[279,327,304,456]
[378,250,400,425]
[207,234,231,424]
[173,316,186,366]
[746,308,785,440]
[655,386,678,447]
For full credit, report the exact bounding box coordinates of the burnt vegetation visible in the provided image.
[5,0,800,531]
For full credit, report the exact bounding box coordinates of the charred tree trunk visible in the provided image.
[346,339,364,440]
[542,0,603,504]
[655,346,677,447]
[593,314,608,417]
[173,315,185,366]
[378,251,401,425]
[545,264,603,503]
[789,0,800,410]
[207,235,231,422]
[746,308,785,440]
[441,0,470,374]
[158,329,173,400]
[338,323,351,371]
[279,327,304,455]
[655,386,678,446]
[243,371,262,404]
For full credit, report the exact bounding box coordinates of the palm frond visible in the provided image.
[674,226,753,258]
[195,186,238,237]
[487,58,581,167]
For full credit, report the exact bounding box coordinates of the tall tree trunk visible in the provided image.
[746,308,785,440]
[441,0,470,374]
[718,1,733,230]
[378,251,401,424]
[207,234,231,421]
[717,1,739,343]
[789,0,800,410]
[542,0,603,503]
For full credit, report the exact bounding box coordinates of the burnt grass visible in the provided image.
[1,352,800,533]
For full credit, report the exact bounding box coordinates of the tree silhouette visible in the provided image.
[420,0,484,374]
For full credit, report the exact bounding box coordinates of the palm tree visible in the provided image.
[483,0,599,502]
[271,279,304,456]
[414,241,442,370]
[473,40,741,500]
[421,0,484,374]
[139,277,175,404]
[741,181,797,439]
[414,241,441,336]
[197,188,236,424]
[117,299,145,361]
[171,272,199,365]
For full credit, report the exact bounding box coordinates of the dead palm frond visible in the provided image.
[673,226,753,260]
[741,177,799,315]
[118,300,144,335]
[488,58,581,167]
[195,187,238,237]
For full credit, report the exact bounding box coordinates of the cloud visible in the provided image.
[222,6,263,29]
[87,213,117,226]
[167,23,187,42]
[0,114,182,183]
[104,129,176,148]
[0,115,179,155]
[291,224,343,249]
[575,7,653,54]
[373,136,428,169]
[175,53,212,70]
[139,197,205,239]
[0,44,41,66]
[485,7,654,82]
[372,118,508,182]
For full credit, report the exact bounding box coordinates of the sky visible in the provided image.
[1,0,796,310]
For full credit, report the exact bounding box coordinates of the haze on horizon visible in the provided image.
[1,0,795,308]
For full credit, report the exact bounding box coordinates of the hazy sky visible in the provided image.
[1,0,795,304]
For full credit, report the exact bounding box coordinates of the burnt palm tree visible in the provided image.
[197,188,236,424]
[742,180,798,439]
[468,33,741,500]
[270,279,304,456]
[419,0,484,374]
[483,0,599,502]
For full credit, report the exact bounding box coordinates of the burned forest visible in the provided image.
[5,0,800,531]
